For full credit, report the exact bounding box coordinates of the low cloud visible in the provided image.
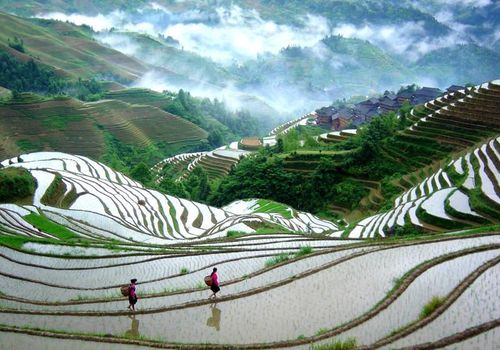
[38,11,125,31]
[162,6,330,64]
[96,33,140,56]
[40,5,330,65]
[332,22,467,61]
[132,70,329,116]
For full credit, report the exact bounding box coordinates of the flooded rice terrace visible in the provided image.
[1,236,498,346]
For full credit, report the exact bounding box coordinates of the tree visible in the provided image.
[130,162,152,185]
[8,37,25,53]
[208,129,224,147]
[184,166,210,202]
[158,176,188,198]
[275,138,284,153]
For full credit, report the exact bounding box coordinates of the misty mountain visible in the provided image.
[412,44,500,87]
[0,0,498,116]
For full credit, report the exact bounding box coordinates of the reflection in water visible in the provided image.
[206,303,221,331]
[125,315,140,338]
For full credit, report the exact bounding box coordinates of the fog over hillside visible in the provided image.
[35,1,500,116]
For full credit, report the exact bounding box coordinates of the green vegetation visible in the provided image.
[0,53,104,100]
[157,165,211,203]
[7,36,25,52]
[23,212,78,240]
[41,173,65,206]
[210,107,459,218]
[0,167,36,202]
[15,139,42,152]
[180,267,189,275]
[161,89,263,147]
[253,199,293,219]
[416,207,468,230]
[226,230,245,238]
[279,126,322,153]
[414,44,500,87]
[311,338,357,350]
[419,296,445,319]
[315,328,329,336]
[469,188,500,219]
[294,245,313,258]
[265,253,291,267]
[0,53,61,95]
[0,234,37,250]
[386,223,423,237]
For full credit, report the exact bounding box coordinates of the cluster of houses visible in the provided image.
[316,85,464,130]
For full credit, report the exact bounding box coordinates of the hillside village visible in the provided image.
[316,85,459,130]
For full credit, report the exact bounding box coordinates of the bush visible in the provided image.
[8,36,25,53]
[331,180,368,209]
[0,168,36,202]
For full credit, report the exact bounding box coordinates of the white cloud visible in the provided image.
[96,33,140,56]
[332,22,467,61]
[162,5,330,64]
[38,5,331,65]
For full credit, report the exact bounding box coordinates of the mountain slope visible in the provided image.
[0,94,208,161]
[0,12,147,82]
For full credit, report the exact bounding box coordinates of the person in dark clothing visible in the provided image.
[209,268,220,299]
[128,278,138,311]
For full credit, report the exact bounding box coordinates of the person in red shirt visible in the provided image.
[209,268,220,299]
[128,278,138,311]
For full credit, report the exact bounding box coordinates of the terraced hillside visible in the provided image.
[0,12,147,82]
[347,138,500,238]
[273,81,500,221]
[0,95,208,160]
[154,113,313,180]
[0,143,498,349]
[319,129,358,143]
[0,152,339,244]
[103,89,177,111]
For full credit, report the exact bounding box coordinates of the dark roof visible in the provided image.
[332,107,356,119]
[379,95,399,104]
[446,85,465,92]
[350,116,366,126]
[397,91,413,99]
[379,99,401,109]
[414,87,442,98]
[356,99,378,108]
[355,104,378,116]
[315,106,336,117]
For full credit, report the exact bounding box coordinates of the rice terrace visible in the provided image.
[0,1,499,349]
